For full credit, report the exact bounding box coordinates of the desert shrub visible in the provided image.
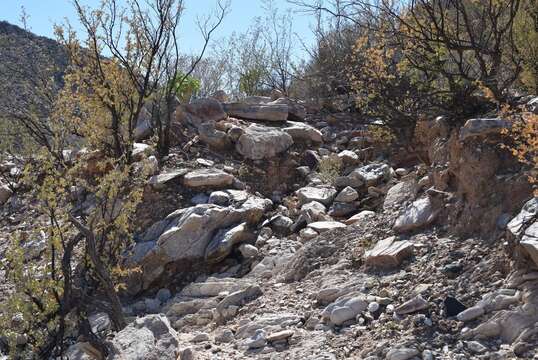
[502,112,538,194]
[318,155,343,184]
[171,73,201,103]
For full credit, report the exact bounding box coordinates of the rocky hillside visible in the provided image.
[1,92,537,359]
[0,21,67,136]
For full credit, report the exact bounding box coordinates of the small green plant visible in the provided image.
[318,155,343,185]
[170,73,201,103]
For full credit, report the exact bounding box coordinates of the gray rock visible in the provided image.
[223,102,289,122]
[322,295,368,326]
[337,150,359,165]
[283,121,322,142]
[132,143,153,161]
[507,198,538,237]
[328,202,357,217]
[271,97,306,121]
[393,197,437,232]
[345,210,376,225]
[190,332,210,343]
[386,347,419,360]
[299,227,319,240]
[239,244,259,258]
[148,169,189,189]
[205,222,255,264]
[110,315,179,360]
[198,121,232,149]
[300,201,327,222]
[246,329,267,349]
[268,214,294,235]
[88,312,111,334]
[296,186,337,206]
[335,186,359,203]
[214,328,235,343]
[183,168,234,188]
[131,201,269,292]
[521,222,538,267]
[213,285,263,323]
[178,98,226,125]
[350,163,391,186]
[459,118,511,141]
[383,180,418,210]
[191,193,209,205]
[156,288,172,303]
[236,124,294,160]
[307,221,346,232]
[144,298,161,314]
[457,305,485,322]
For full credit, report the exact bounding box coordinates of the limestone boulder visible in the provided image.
[349,163,391,187]
[223,102,288,122]
[236,124,293,160]
[345,210,375,225]
[296,186,337,206]
[177,98,227,128]
[110,315,180,360]
[270,97,306,121]
[205,223,255,264]
[198,121,232,149]
[282,121,322,143]
[183,168,235,188]
[321,294,368,326]
[307,221,346,232]
[393,197,437,233]
[130,199,271,291]
[148,169,189,189]
[383,180,418,210]
[459,118,511,141]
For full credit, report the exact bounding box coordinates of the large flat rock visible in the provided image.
[223,102,289,122]
[183,168,234,188]
[236,124,293,160]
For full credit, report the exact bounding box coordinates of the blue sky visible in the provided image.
[1,0,316,58]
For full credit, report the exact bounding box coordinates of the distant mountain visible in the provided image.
[0,21,67,144]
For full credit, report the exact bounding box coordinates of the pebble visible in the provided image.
[368,302,380,313]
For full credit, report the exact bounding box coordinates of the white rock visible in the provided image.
[386,347,419,360]
[350,163,391,186]
[393,197,437,232]
[457,306,485,322]
[335,186,359,203]
[395,168,408,176]
[283,121,323,142]
[110,315,179,360]
[307,221,347,233]
[236,124,293,160]
[239,244,259,258]
[345,210,375,225]
[296,186,337,206]
[383,180,417,210]
[183,168,234,188]
[299,227,319,240]
[148,169,188,189]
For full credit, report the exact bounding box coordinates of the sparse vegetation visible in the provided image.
[318,155,343,185]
